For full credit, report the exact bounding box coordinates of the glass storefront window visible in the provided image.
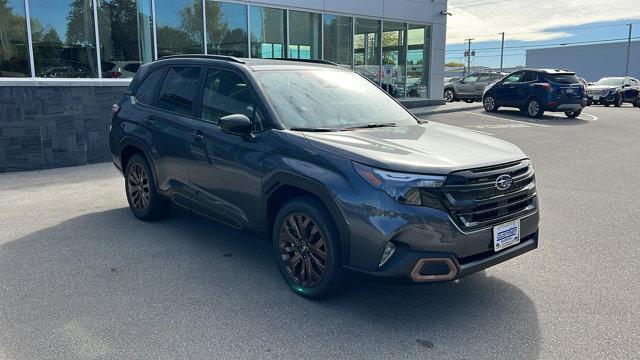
[156,0,204,58]
[30,0,98,78]
[0,0,30,77]
[382,21,407,98]
[406,24,430,98]
[206,1,248,57]
[354,18,381,85]
[97,0,154,78]
[323,14,351,66]
[288,10,320,60]
[250,6,286,59]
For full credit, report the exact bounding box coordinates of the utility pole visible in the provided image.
[465,38,473,76]
[499,32,505,72]
[625,24,633,76]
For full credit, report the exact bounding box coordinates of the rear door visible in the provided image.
[143,65,202,199]
[514,71,539,106]
[187,67,270,232]
[472,73,492,98]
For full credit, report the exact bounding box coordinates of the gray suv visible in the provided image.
[445,72,506,103]
[109,56,539,298]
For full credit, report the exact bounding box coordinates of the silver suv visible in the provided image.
[445,72,506,103]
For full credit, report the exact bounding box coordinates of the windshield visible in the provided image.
[255,70,417,130]
[594,78,624,86]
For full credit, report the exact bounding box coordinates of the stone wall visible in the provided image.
[0,83,128,173]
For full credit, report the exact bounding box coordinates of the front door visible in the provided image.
[496,71,523,105]
[457,74,479,97]
[187,67,270,232]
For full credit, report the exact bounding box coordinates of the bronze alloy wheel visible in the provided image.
[127,163,150,212]
[279,213,328,287]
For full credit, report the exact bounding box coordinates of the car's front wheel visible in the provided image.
[125,154,171,221]
[527,98,544,118]
[273,196,343,299]
[614,94,623,107]
[565,110,582,118]
[444,89,456,102]
[483,94,499,112]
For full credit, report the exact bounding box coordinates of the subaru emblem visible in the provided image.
[495,174,513,191]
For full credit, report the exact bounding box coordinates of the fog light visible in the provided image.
[378,242,396,267]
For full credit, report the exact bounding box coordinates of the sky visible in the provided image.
[446,0,640,69]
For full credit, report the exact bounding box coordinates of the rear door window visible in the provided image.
[520,72,538,83]
[158,66,202,116]
[476,74,492,82]
[135,68,166,106]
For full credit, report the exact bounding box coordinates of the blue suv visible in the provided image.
[483,69,586,118]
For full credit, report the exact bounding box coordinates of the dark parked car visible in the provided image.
[483,69,586,118]
[444,72,505,103]
[586,77,640,107]
[109,55,539,298]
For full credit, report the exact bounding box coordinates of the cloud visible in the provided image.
[447,0,640,44]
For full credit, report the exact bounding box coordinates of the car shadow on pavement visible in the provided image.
[494,109,592,126]
[0,207,541,359]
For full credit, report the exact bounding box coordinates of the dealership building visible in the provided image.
[0,0,448,172]
[526,40,640,82]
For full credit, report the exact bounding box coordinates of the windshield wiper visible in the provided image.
[342,122,397,130]
[289,127,340,132]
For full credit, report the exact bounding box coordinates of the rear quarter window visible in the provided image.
[135,68,166,106]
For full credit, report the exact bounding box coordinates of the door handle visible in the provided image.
[191,130,205,142]
[143,116,155,126]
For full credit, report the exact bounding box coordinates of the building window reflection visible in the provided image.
[30,0,98,78]
[97,0,154,78]
[354,17,381,86]
[250,5,286,59]
[206,1,248,57]
[156,0,205,57]
[0,0,30,77]
[288,10,320,60]
[406,24,431,98]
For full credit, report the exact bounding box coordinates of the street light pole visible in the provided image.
[625,24,632,77]
[500,32,505,72]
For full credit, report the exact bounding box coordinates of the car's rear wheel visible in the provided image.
[125,154,171,221]
[633,98,640,107]
[444,89,456,102]
[614,94,623,107]
[565,110,582,118]
[483,94,498,112]
[273,196,343,299]
[527,99,544,118]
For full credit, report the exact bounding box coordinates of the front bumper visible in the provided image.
[345,230,539,284]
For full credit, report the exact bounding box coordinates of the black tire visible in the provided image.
[526,98,544,118]
[444,89,456,102]
[272,196,343,299]
[565,110,582,118]
[614,94,623,107]
[483,94,499,112]
[586,100,592,106]
[124,153,171,221]
[633,98,640,107]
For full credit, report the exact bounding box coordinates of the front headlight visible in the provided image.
[353,162,446,206]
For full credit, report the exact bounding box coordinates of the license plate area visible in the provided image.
[493,219,520,252]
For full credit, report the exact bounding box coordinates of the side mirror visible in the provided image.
[219,114,252,138]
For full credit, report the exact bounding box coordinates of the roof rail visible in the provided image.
[159,54,245,64]
[267,58,339,66]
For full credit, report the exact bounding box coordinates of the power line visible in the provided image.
[447,21,640,40]
[445,36,639,52]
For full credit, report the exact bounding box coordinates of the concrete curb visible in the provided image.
[411,104,483,116]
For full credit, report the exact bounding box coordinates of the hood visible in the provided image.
[302,122,527,175]
[587,85,620,91]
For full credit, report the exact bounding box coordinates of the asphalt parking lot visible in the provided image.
[0,105,639,359]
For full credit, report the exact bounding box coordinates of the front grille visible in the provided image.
[422,160,537,231]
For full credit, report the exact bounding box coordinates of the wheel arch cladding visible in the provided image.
[118,137,159,188]
[263,174,351,265]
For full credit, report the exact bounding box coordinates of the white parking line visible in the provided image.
[428,120,495,136]
[464,111,551,128]
[544,112,599,121]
